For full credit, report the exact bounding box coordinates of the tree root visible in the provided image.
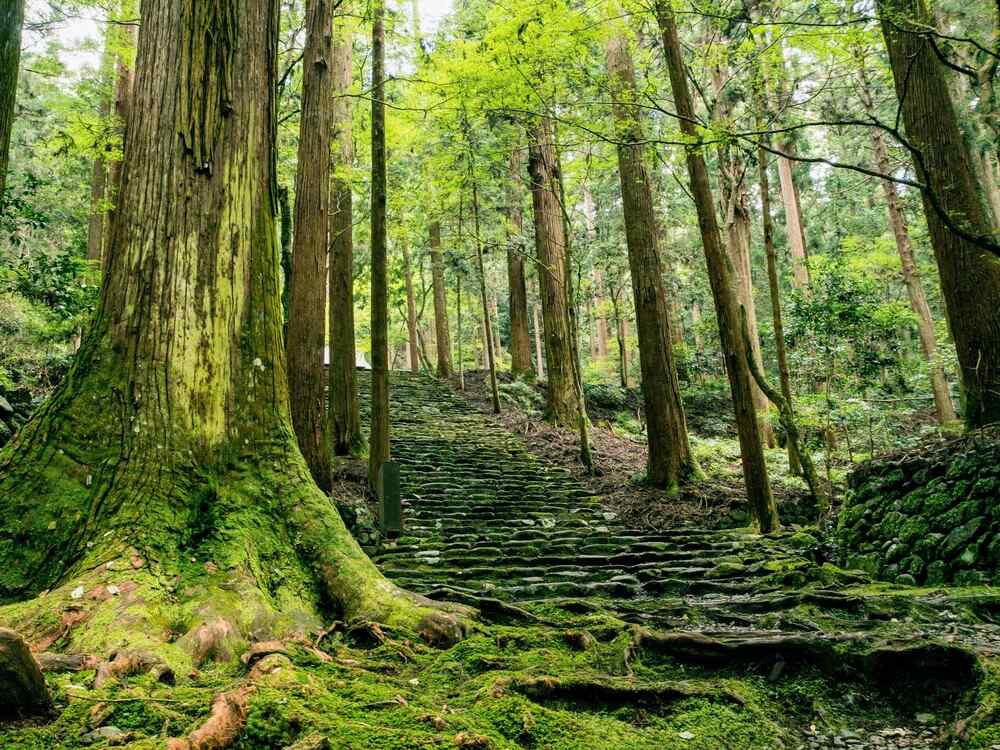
[495,675,745,709]
[166,653,291,750]
[94,650,175,688]
[632,627,981,692]
[422,587,552,625]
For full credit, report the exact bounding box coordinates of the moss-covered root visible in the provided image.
[277,466,476,644]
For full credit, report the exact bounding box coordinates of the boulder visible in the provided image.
[0,628,50,719]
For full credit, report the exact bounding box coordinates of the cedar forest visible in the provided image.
[2,0,1000,748]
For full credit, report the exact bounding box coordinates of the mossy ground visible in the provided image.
[2,588,997,750]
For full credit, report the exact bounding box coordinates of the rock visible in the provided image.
[282,734,331,750]
[895,573,917,587]
[925,560,949,585]
[941,517,985,558]
[0,395,12,417]
[81,726,127,744]
[0,628,51,719]
[678,730,695,740]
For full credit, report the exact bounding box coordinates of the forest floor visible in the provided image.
[456,369,822,530]
[3,371,1000,750]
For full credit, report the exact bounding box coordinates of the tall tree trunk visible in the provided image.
[532,301,545,379]
[287,0,334,491]
[776,153,810,293]
[429,221,454,378]
[0,0,24,199]
[754,101,803,475]
[0,0,458,644]
[507,148,534,378]
[712,66,775,448]
[879,0,1000,428]
[581,184,610,360]
[369,0,391,485]
[691,301,704,351]
[403,245,420,373]
[655,1,779,532]
[977,149,1000,227]
[472,178,501,414]
[329,12,362,455]
[607,35,695,490]
[857,61,957,425]
[527,117,580,427]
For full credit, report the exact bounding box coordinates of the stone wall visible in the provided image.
[837,428,1000,586]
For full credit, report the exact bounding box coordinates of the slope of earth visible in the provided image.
[360,371,1000,749]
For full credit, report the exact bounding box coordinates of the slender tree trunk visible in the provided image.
[712,67,775,448]
[857,63,957,424]
[329,11,362,455]
[977,149,1000,227]
[507,148,534,378]
[655,1,778,532]
[287,0,334,491]
[403,245,421,373]
[472,178,501,414]
[0,0,24,199]
[429,221,453,378]
[458,270,465,390]
[87,153,108,262]
[593,270,610,359]
[776,153,810,292]
[532,301,545,379]
[527,117,580,427]
[754,111,803,475]
[691,301,704,351]
[607,35,695,490]
[369,0,391,484]
[879,0,1000,428]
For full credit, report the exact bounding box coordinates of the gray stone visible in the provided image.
[81,726,126,744]
[941,517,985,558]
[0,628,50,719]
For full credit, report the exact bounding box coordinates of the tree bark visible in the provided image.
[287,0,334,491]
[857,61,957,425]
[507,148,533,378]
[527,117,580,427]
[429,221,453,378]
[754,112,803,475]
[369,0,391,485]
[0,0,462,641]
[776,151,810,293]
[472,178,501,414]
[329,13,362,455]
[403,245,421,373]
[103,20,137,271]
[711,66,775,448]
[581,184,610,360]
[87,151,108,263]
[532,301,545,379]
[607,35,695,490]
[879,0,1000,428]
[655,1,779,532]
[0,0,24,199]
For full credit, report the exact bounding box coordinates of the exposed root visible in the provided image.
[496,675,745,709]
[188,618,240,666]
[34,651,98,672]
[423,587,551,625]
[94,650,175,688]
[166,653,291,750]
[632,627,982,693]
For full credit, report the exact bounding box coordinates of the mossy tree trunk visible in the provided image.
[879,0,1000,428]
[429,221,454,378]
[0,0,24,199]
[328,10,363,455]
[527,117,581,427]
[506,148,534,378]
[0,0,466,673]
[655,1,779,532]
[287,0,334,491]
[369,0,391,486]
[606,35,695,491]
